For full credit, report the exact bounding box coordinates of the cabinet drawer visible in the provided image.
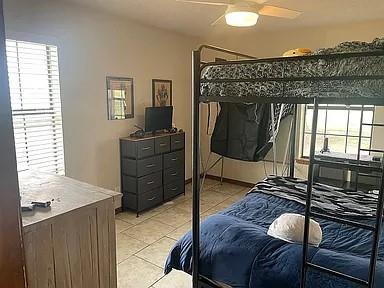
[155,136,170,154]
[164,166,184,185]
[121,139,155,159]
[122,158,136,176]
[164,180,184,201]
[164,150,184,169]
[171,133,185,151]
[138,172,162,194]
[137,139,155,159]
[123,187,163,212]
[122,155,162,177]
[120,139,133,158]
[123,171,162,194]
[137,156,162,177]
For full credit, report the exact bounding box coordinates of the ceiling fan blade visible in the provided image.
[258,5,301,19]
[211,13,226,26]
[248,0,268,4]
[176,0,228,6]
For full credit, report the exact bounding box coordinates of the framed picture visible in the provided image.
[106,76,134,120]
[152,79,172,107]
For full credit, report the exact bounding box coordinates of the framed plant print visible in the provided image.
[106,76,134,120]
[152,79,172,107]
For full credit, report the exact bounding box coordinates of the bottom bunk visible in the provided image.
[165,176,384,288]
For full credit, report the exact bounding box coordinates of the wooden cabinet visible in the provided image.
[120,132,185,215]
[20,171,118,288]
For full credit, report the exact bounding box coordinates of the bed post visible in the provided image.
[289,104,297,177]
[367,162,384,287]
[192,49,201,288]
[301,98,319,288]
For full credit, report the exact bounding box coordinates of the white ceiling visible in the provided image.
[65,0,384,37]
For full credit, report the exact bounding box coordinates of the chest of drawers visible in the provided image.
[120,132,185,215]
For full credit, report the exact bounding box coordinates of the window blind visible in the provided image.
[6,39,65,174]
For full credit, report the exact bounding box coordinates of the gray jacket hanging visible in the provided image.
[210,102,293,161]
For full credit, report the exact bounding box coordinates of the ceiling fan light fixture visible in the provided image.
[225,5,259,27]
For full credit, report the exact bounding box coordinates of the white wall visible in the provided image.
[4,0,198,191]
[200,20,384,184]
[5,0,384,188]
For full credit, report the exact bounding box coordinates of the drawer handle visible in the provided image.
[148,196,156,201]
[146,164,155,168]
[147,181,155,185]
[171,187,178,191]
[171,172,178,176]
[171,157,178,161]
[159,143,167,147]
[142,146,152,151]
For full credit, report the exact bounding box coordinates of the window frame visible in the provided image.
[300,104,375,158]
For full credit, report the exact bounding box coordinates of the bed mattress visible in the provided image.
[200,39,384,103]
[165,177,384,288]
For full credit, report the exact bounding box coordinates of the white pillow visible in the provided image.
[267,213,322,247]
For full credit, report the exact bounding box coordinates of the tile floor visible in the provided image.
[115,179,249,288]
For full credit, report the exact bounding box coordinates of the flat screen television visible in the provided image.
[145,106,173,132]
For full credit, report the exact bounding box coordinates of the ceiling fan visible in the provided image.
[176,0,301,27]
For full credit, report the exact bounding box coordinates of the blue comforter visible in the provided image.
[165,191,384,287]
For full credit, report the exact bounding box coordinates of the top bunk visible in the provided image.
[197,39,384,105]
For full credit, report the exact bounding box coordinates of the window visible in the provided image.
[6,39,65,174]
[301,105,374,158]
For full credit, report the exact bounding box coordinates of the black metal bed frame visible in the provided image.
[191,45,384,288]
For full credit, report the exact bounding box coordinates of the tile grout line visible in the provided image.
[125,254,165,286]
[149,273,167,288]
[116,233,147,262]
[134,253,166,270]
[136,236,181,288]
[118,219,175,248]
[116,238,151,265]
[118,235,177,269]
[116,243,157,266]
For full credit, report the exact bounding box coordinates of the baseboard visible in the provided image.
[186,175,254,188]
[205,174,254,188]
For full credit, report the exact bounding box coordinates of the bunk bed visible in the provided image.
[165,43,384,288]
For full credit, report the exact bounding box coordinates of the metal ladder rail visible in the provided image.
[301,97,319,288]
[357,121,384,185]
[301,99,384,288]
[355,107,365,191]
[307,188,384,288]
[367,167,384,287]
[353,107,384,189]
[357,110,384,288]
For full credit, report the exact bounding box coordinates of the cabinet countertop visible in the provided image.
[19,170,120,229]
[120,131,184,142]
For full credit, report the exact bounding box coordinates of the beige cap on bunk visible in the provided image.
[283,48,312,57]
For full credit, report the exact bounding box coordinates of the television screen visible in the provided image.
[145,106,173,132]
